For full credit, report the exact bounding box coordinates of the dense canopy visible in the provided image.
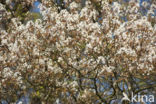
[0,0,156,104]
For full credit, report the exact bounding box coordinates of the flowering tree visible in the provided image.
[0,0,156,104]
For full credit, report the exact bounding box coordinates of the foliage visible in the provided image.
[0,0,156,104]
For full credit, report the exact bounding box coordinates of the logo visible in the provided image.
[121,92,130,102]
[121,92,155,103]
